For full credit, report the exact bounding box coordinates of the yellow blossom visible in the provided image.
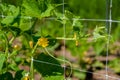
[38,37,49,48]
[23,73,29,80]
[23,76,29,80]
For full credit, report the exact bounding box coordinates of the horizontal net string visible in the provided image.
[0,15,120,23]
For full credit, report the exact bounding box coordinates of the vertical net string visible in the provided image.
[62,0,66,79]
[105,0,112,80]
[106,0,109,32]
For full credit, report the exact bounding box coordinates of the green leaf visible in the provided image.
[93,26,107,41]
[109,58,120,73]
[0,53,6,71]
[41,4,54,18]
[1,5,20,25]
[65,10,74,20]
[19,18,32,31]
[22,0,41,18]
[54,11,67,24]
[8,62,19,71]
[93,39,106,55]
[72,17,82,34]
[15,56,22,65]
[21,33,32,49]
[34,53,63,76]
[54,11,63,19]
[93,33,105,40]
[72,17,82,27]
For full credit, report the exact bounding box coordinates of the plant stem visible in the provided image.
[30,56,34,80]
[3,32,9,71]
[9,37,15,44]
[30,42,38,80]
[31,42,38,55]
[56,37,76,40]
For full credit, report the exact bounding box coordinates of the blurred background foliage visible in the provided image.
[0,0,120,80]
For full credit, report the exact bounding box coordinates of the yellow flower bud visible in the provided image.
[13,44,20,50]
[38,37,49,48]
[29,41,33,48]
[83,57,92,64]
[73,33,77,39]
[75,40,79,46]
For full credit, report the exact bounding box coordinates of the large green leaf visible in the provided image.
[19,18,33,31]
[1,5,20,26]
[22,0,41,18]
[41,4,54,18]
[34,53,63,76]
[0,53,6,71]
